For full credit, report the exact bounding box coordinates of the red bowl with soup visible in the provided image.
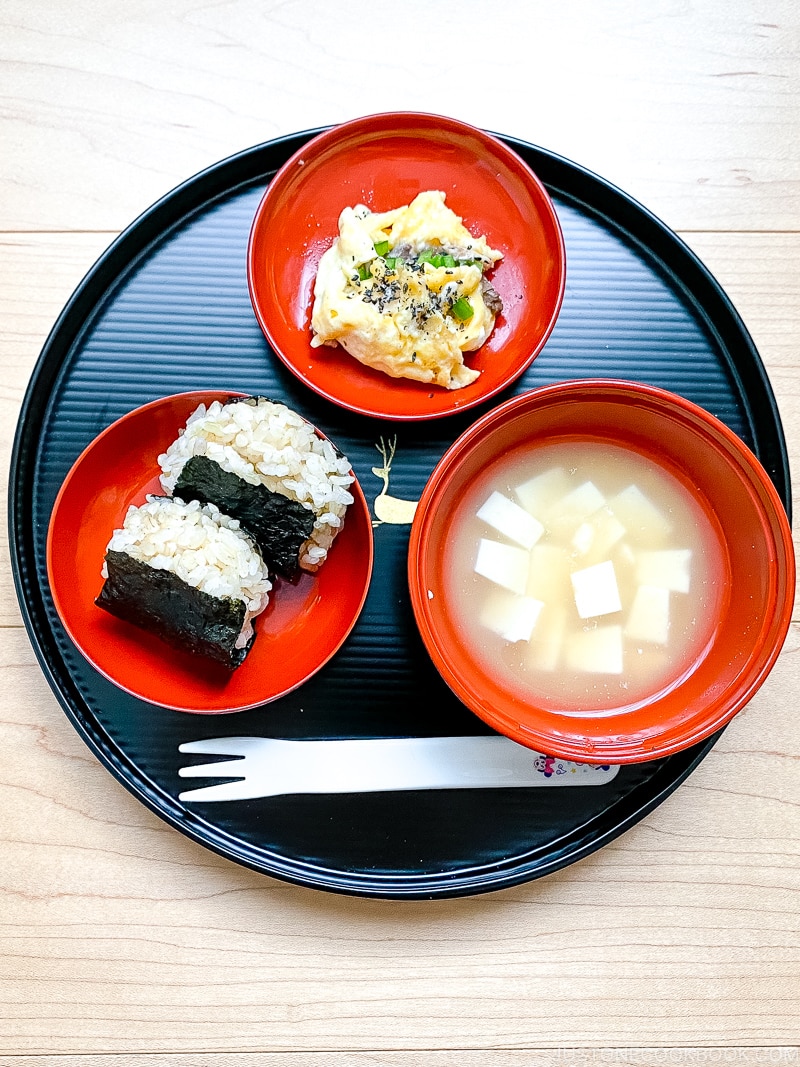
[408,379,795,764]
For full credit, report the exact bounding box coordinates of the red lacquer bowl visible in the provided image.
[47,391,373,713]
[408,380,795,763]
[247,111,566,421]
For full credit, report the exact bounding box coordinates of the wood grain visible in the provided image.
[1,0,799,1058]
[0,1055,798,1067]
[1,0,799,233]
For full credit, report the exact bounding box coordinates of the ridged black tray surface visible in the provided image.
[9,129,791,899]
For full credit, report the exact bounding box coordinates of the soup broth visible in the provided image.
[444,438,726,713]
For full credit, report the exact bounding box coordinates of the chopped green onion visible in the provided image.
[384,257,397,270]
[357,263,372,281]
[423,253,456,268]
[418,250,486,271]
[374,240,390,257]
[451,296,474,321]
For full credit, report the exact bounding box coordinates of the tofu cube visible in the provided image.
[625,584,670,645]
[526,543,573,603]
[571,521,595,556]
[526,604,568,672]
[474,538,530,595]
[607,484,672,546]
[564,624,624,674]
[477,490,544,550]
[480,589,544,643]
[635,548,691,593]
[544,480,606,540]
[611,540,636,588]
[571,506,627,562]
[570,559,622,619]
[513,466,572,519]
[614,541,636,571]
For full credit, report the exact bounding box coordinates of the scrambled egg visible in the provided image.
[310,190,503,390]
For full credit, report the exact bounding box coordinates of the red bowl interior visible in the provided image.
[46,391,374,713]
[247,111,566,421]
[408,380,795,763]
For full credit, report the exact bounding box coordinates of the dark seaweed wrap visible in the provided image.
[173,454,315,577]
[95,550,253,669]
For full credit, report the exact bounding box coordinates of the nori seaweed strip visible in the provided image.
[173,455,315,577]
[96,550,253,670]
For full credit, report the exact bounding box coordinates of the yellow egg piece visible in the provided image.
[310,191,503,390]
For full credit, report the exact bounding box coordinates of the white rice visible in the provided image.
[102,496,272,648]
[158,398,356,571]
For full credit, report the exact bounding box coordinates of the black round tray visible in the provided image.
[9,128,791,899]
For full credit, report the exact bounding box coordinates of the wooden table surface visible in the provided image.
[1,2,798,1063]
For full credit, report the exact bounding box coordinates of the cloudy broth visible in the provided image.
[444,439,726,713]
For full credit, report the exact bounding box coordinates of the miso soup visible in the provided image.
[444,439,726,713]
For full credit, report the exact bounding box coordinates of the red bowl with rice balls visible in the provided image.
[47,391,374,713]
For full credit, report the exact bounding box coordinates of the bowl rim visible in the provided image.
[407,377,796,763]
[245,109,567,421]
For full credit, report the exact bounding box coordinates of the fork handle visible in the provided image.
[293,736,584,790]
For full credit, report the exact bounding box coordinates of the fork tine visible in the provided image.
[178,738,252,757]
[178,779,265,803]
[177,759,245,780]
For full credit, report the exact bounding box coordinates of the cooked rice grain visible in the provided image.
[158,398,355,570]
[103,497,272,626]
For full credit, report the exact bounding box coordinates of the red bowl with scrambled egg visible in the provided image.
[247,111,566,421]
[408,380,795,763]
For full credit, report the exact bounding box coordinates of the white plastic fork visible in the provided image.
[177,736,619,802]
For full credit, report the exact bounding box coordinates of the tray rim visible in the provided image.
[8,126,792,899]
